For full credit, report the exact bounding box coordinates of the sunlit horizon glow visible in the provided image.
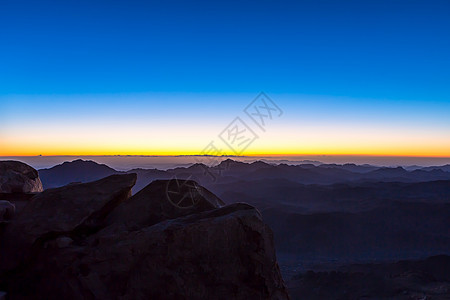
[1,93,449,158]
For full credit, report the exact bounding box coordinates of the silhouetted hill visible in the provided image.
[421,164,450,172]
[202,161,450,185]
[266,201,450,260]
[318,163,378,173]
[361,166,450,182]
[288,255,450,299]
[38,159,450,193]
[39,159,121,189]
[210,179,450,212]
[125,168,172,194]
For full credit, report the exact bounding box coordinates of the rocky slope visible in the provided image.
[288,255,450,299]
[0,161,289,299]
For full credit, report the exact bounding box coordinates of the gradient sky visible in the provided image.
[1,0,449,157]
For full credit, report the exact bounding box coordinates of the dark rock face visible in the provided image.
[0,175,288,299]
[0,201,15,223]
[0,173,137,273]
[108,179,226,229]
[0,161,43,193]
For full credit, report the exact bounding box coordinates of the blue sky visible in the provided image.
[1,0,449,98]
[0,0,449,157]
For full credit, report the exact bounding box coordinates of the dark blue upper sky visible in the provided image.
[1,0,450,157]
[1,0,449,101]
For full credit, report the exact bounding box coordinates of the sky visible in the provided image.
[0,0,449,160]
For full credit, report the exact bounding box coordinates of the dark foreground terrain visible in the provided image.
[287,255,450,299]
[2,159,449,299]
[0,161,288,299]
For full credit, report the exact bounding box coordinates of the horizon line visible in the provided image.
[1,154,450,159]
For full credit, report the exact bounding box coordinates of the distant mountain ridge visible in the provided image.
[38,159,450,192]
[39,159,122,189]
[421,164,450,172]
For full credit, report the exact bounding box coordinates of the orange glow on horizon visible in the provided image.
[1,148,449,158]
[1,125,449,157]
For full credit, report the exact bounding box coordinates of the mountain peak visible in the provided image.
[38,160,120,189]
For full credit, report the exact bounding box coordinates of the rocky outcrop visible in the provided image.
[0,161,43,193]
[0,173,289,299]
[5,203,288,299]
[0,173,137,272]
[108,179,225,229]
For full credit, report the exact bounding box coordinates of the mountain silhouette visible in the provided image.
[39,159,121,189]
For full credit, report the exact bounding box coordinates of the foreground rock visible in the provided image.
[0,173,137,272]
[108,179,225,229]
[6,203,288,299]
[0,173,289,299]
[0,161,43,193]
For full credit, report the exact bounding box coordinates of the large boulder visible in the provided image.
[108,179,225,229]
[4,204,289,300]
[0,173,137,272]
[0,161,43,193]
